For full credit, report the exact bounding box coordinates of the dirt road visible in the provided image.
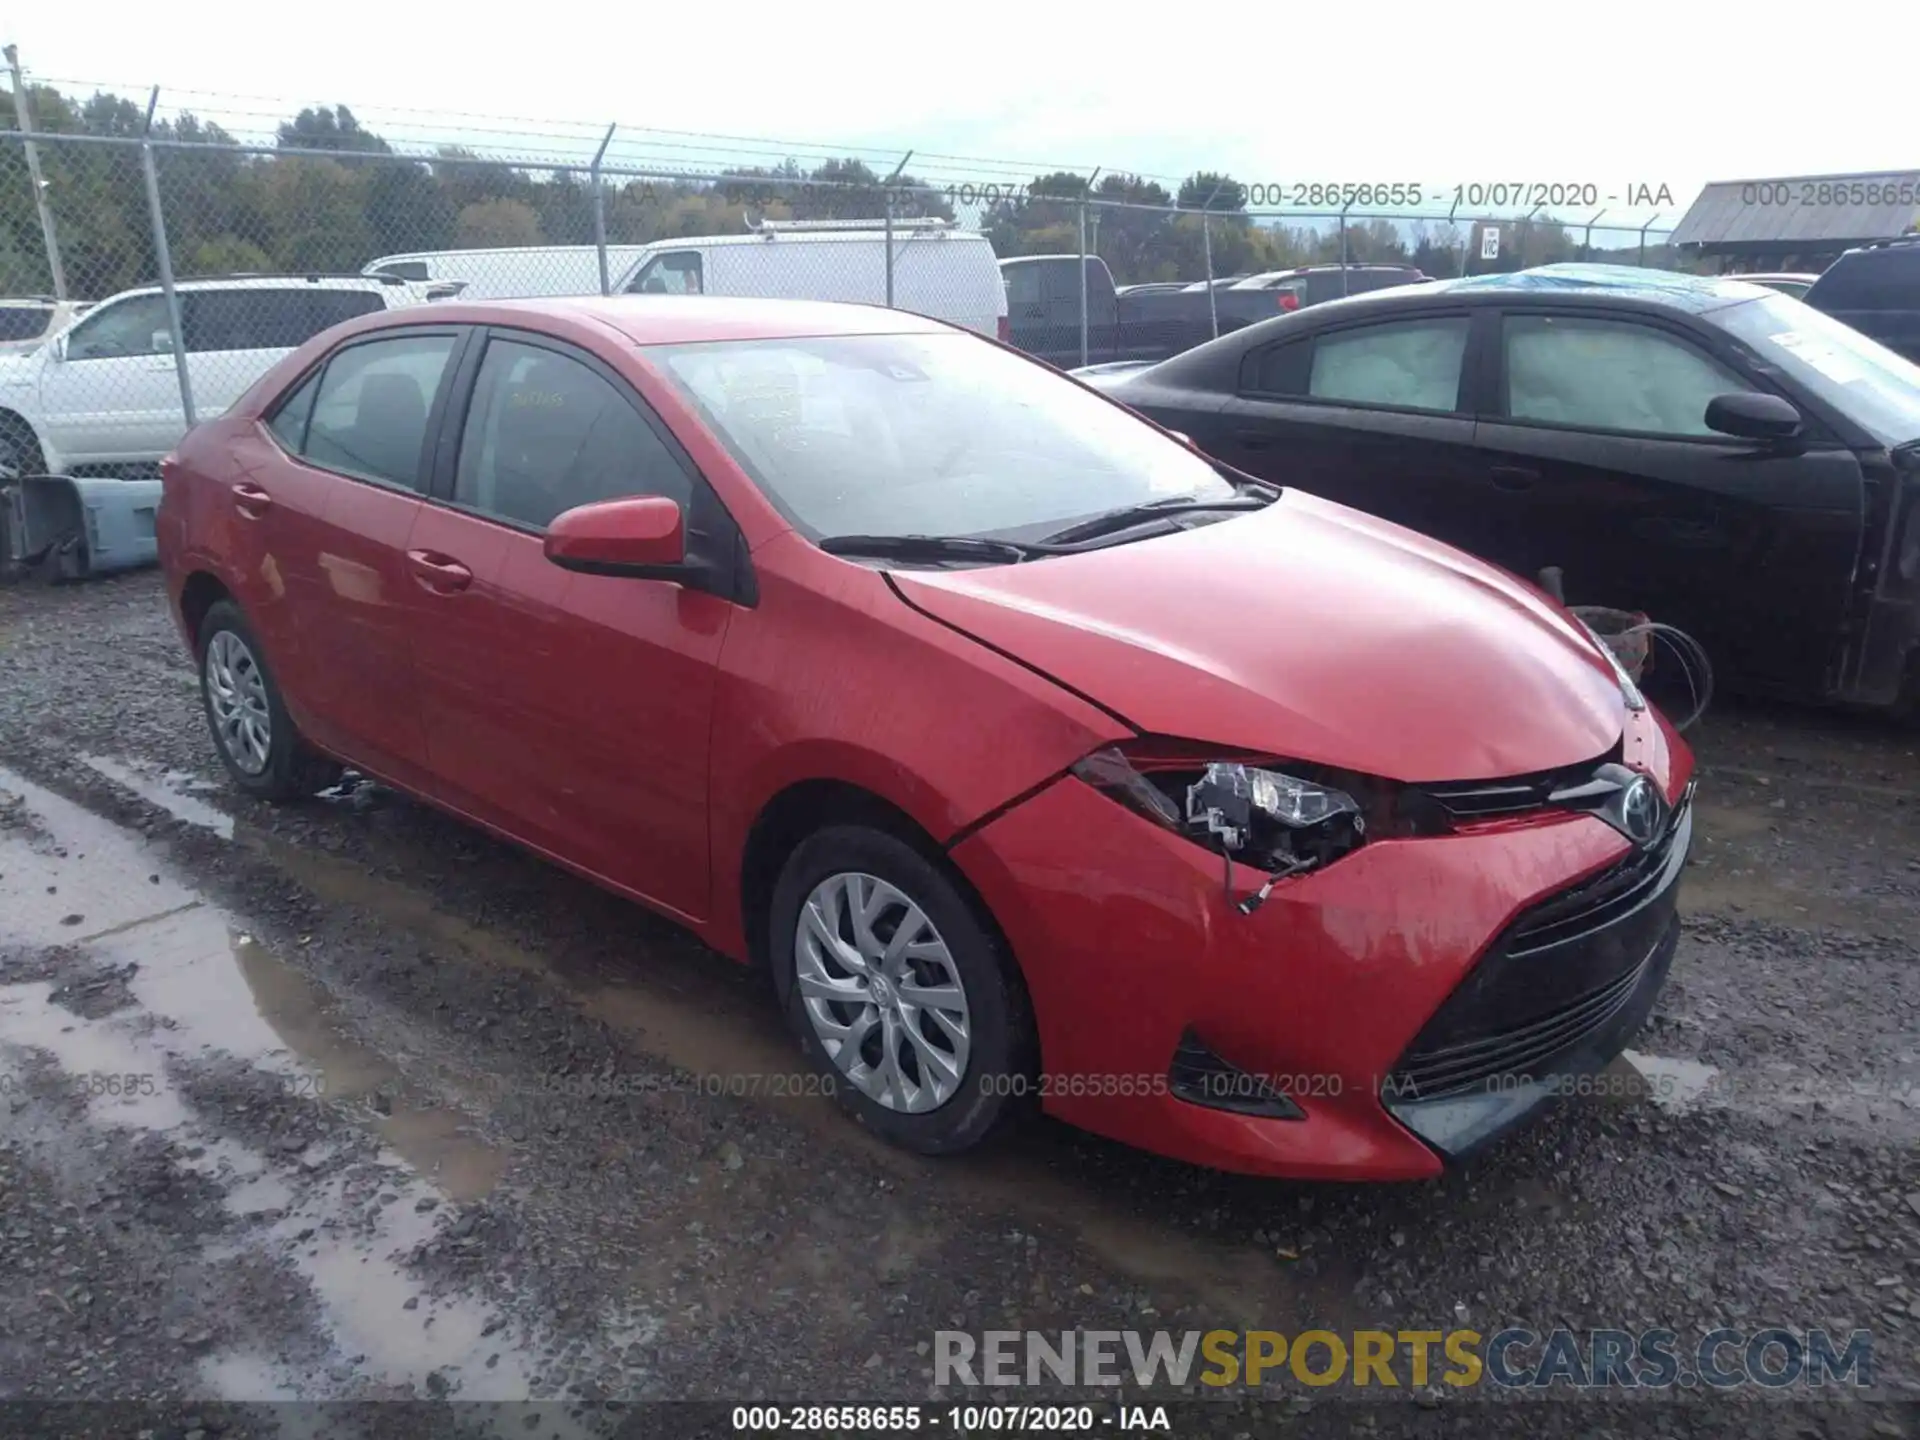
[1,572,1916,1438]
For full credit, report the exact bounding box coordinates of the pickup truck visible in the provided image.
[1000,256,1216,368]
[1001,256,1430,368]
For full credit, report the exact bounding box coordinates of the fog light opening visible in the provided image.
[1167,1031,1304,1120]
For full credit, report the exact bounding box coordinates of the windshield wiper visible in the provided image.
[818,533,1048,565]
[1037,488,1275,546]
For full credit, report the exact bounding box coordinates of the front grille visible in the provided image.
[1389,943,1659,1098]
[1408,742,1623,824]
[1506,802,1685,955]
[1386,794,1691,1101]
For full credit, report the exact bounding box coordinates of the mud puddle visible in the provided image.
[0,765,575,1407]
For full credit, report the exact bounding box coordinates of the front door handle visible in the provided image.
[406,549,473,593]
[231,482,273,518]
[1489,465,1539,492]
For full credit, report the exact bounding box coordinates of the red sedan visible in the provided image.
[157,295,1694,1180]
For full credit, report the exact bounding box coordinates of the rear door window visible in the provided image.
[306,290,387,335]
[1306,316,1471,411]
[299,334,458,489]
[184,289,386,353]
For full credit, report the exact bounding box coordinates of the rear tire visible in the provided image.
[770,824,1033,1155]
[197,599,341,801]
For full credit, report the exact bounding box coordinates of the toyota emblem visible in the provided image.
[1620,776,1662,846]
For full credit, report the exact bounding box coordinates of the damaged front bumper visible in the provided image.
[947,707,1692,1180]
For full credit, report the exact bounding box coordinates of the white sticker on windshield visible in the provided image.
[1769,330,1866,384]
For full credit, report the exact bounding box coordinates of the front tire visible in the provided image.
[197,599,341,801]
[770,824,1032,1155]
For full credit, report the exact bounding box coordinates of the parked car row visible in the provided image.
[0,223,1007,481]
[999,255,1430,369]
[158,290,1692,1179]
[1078,263,1920,714]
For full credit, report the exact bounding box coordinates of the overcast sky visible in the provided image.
[10,0,1913,229]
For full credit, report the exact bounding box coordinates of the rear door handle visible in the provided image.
[1489,465,1539,492]
[406,548,473,593]
[231,482,273,518]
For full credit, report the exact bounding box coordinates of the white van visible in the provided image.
[613,220,1008,339]
[362,245,654,300]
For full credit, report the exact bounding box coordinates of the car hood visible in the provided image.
[0,351,43,385]
[890,491,1627,782]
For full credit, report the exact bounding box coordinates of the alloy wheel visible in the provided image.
[205,629,272,775]
[794,871,973,1113]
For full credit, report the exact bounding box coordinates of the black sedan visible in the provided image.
[1082,263,1920,711]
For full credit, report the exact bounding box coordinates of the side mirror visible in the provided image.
[47,333,66,363]
[545,495,686,577]
[1705,391,1802,442]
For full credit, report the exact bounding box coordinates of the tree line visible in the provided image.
[0,83,1676,301]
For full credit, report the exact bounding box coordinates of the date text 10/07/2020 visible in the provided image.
[731,1406,1172,1433]
[919,182,1677,210]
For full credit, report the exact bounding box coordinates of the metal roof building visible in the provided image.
[1670,170,1920,265]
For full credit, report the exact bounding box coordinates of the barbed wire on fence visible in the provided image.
[0,111,1681,483]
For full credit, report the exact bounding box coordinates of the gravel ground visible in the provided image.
[1,570,1917,1440]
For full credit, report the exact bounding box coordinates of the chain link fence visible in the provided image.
[0,126,1680,479]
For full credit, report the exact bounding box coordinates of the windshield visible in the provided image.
[650,332,1235,541]
[1713,294,1920,446]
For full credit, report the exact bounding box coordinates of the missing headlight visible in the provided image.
[1070,747,1377,917]
[1185,763,1367,914]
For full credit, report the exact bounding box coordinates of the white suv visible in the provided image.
[0,275,445,478]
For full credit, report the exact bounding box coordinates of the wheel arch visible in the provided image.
[736,777,1031,1012]
[741,774,1043,1099]
[178,570,234,655]
[739,778,946,970]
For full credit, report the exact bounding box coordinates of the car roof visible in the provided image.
[103,275,411,303]
[1437,262,1774,312]
[354,294,955,345]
